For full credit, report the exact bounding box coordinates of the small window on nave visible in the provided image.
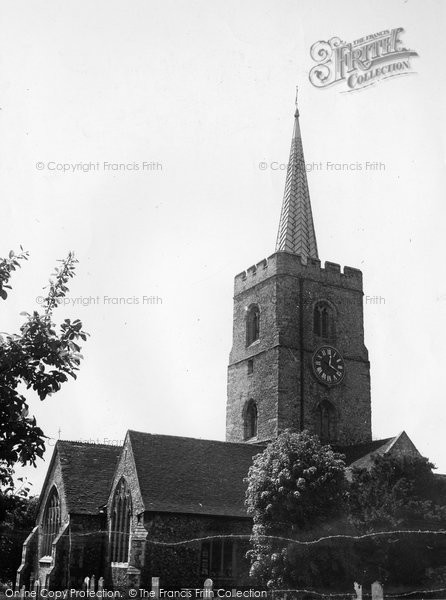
[200,539,235,579]
[246,305,260,346]
[244,400,258,440]
[110,478,132,564]
[41,487,61,557]
[313,301,333,339]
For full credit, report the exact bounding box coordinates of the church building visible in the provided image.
[16,95,423,591]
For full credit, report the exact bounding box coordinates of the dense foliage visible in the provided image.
[0,490,38,583]
[246,431,446,590]
[347,454,446,586]
[245,430,347,588]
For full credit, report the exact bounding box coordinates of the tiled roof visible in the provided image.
[57,441,121,514]
[128,431,263,517]
[45,434,406,518]
[336,437,395,467]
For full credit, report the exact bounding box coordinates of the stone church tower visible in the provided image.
[226,99,372,447]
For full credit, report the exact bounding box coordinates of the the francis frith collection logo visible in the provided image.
[309,27,418,92]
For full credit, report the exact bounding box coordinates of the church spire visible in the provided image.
[275,88,319,260]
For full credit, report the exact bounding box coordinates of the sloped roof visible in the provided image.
[39,432,421,519]
[336,437,395,468]
[128,431,263,517]
[57,441,121,514]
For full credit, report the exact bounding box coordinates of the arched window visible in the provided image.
[41,487,61,557]
[110,478,132,564]
[246,305,260,346]
[313,301,333,338]
[315,400,336,443]
[244,400,258,440]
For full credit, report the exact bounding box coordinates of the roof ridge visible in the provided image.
[127,429,265,449]
[338,436,394,448]
[58,439,122,448]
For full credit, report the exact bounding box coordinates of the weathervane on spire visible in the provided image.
[294,85,299,118]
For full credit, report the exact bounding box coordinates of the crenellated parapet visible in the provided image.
[234,251,363,295]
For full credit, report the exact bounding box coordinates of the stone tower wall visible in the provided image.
[226,251,371,445]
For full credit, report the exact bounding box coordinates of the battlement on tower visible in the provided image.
[234,251,363,295]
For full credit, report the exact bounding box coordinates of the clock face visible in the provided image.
[312,346,345,386]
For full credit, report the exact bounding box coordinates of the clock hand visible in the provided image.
[328,356,337,372]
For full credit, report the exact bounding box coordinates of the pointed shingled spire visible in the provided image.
[275,89,319,260]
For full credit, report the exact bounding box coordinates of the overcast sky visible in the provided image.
[1,0,445,493]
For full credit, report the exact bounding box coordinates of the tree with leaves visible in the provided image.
[0,249,88,491]
[245,430,347,589]
[0,487,38,583]
[347,454,446,586]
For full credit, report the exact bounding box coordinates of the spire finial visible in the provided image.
[294,85,299,117]
[275,88,318,261]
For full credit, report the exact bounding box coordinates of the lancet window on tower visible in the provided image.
[244,400,258,440]
[313,301,333,338]
[41,487,61,557]
[246,305,260,346]
[110,478,132,564]
[315,400,336,443]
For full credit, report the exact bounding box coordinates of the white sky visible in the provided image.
[1,0,445,493]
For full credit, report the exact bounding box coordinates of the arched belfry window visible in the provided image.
[246,305,260,346]
[313,301,333,338]
[41,487,61,557]
[316,400,336,444]
[244,400,258,440]
[110,478,132,564]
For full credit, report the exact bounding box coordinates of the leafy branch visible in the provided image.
[0,248,29,301]
[0,250,89,490]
